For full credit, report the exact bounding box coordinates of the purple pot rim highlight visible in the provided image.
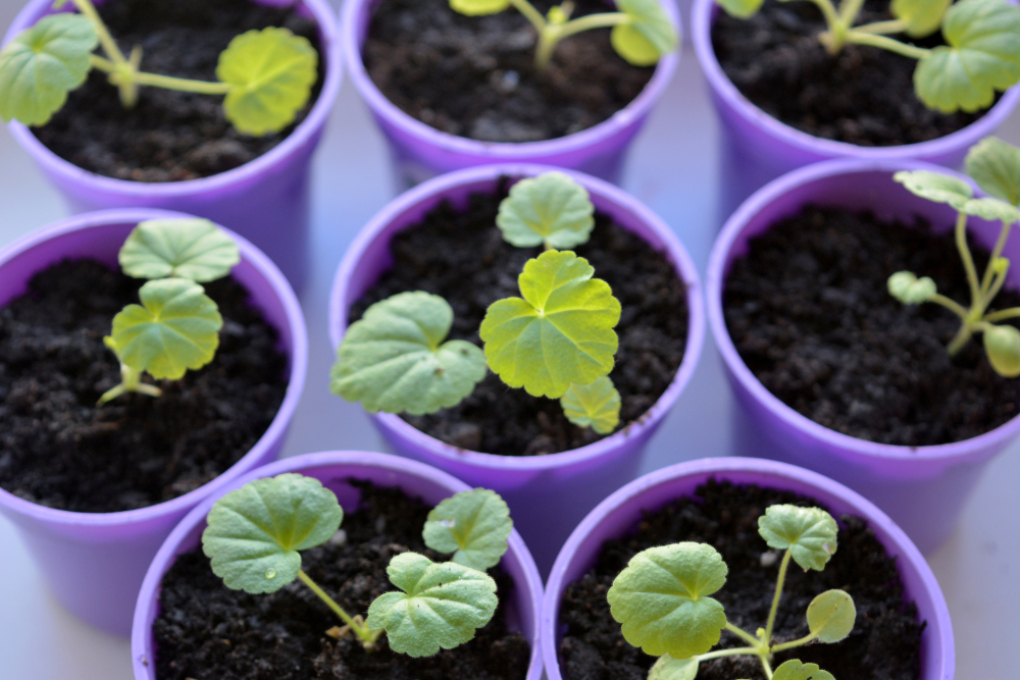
[691,0,1020,160]
[540,456,955,680]
[706,157,1020,464]
[1,0,342,197]
[340,0,681,160]
[130,450,546,680]
[328,163,705,471]
[0,207,309,527]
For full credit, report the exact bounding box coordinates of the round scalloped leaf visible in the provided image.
[611,0,678,66]
[366,552,498,657]
[201,474,343,594]
[892,0,952,38]
[984,324,1020,377]
[772,660,836,680]
[497,172,595,249]
[714,0,764,19]
[217,27,318,136]
[607,542,728,659]
[0,14,98,126]
[914,0,1020,114]
[888,271,937,305]
[806,590,856,643]
[958,196,1020,223]
[894,170,973,208]
[757,505,838,571]
[423,489,513,571]
[966,137,1020,206]
[481,250,621,399]
[560,375,621,434]
[119,219,240,282]
[449,0,510,15]
[108,279,222,380]
[649,655,699,680]
[331,292,487,415]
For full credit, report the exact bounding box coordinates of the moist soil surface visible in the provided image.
[0,259,288,513]
[33,0,324,182]
[723,206,1020,446]
[712,0,989,147]
[363,0,656,143]
[557,480,924,680]
[153,480,531,680]
[349,182,689,456]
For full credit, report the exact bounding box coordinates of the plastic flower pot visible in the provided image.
[341,0,681,188]
[1,0,343,293]
[328,164,705,575]
[130,450,544,680]
[0,208,308,637]
[706,158,1020,555]
[541,457,954,680]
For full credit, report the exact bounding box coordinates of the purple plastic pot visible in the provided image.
[1,0,343,293]
[706,158,1020,554]
[541,457,954,680]
[328,164,705,575]
[341,0,681,188]
[130,450,544,680]
[0,208,308,637]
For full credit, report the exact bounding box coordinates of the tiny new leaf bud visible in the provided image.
[757,505,838,571]
[649,655,699,680]
[888,271,937,305]
[771,659,836,680]
[611,0,678,67]
[423,489,513,571]
[560,376,621,434]
[449,0,510,15]
[983,324,1020,377]
[496,172,595,250]
[891,0,952,38]
[806,589,856,643]
[994,257,1010,275]
[966,137,1020,206]
[119,219,240,282]
[715,0,764,20]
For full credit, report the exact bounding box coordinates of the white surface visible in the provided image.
[1,1,1019,677]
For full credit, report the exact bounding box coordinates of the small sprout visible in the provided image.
[119,219,240,282]
[888,272,937,305]
[560,375,622,434]
[648,655,699,680]
[497,172,595,250]
[806,590,856,643]
[983,324,1020,377]
[423,489,513,571]
[757,504,838,571]
[771,659,836,680]
[967,137,1020,206]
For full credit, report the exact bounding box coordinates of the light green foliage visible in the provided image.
[331,292,487,415]
[611,0,679,67]
[607,542,728,659]
[119,219,240,282]
[966,136,1020,206]
[560,375,621,434]
[757,505,838,571]
[423,489,513,571]
[0,14,98,125]
[202,474,344,594]
[449,0,510,15]
[217,27,318,136]
[481,250,621,399]
[984,324,1020,377]
[894,169,1019,222]
[366,552,498,657]
[714,0,763,20]
[891,0,952,38]
[806,590,856,643]
[771,659,836,680]
[888,271,937,305]
[496,172,595,249]
[648,655,699,680]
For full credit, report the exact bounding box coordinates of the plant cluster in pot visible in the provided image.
[0,0,343,291]
[0,208,307,636]
[342,0,680,187]
[328,164,704,575]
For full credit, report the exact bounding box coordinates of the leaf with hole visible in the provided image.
[497,172,595,249]
[758,505,838,571]
[612,0,678,66]
[967,137,1020,206]
[423,489,513,571]
[119,219,240,282]
[560,375,621,434]
[807,589,856,643]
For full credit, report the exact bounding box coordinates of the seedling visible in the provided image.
[889,137,1020,377]
[0,0,318,135]
[608,504,854,680]
[716,0,1020,114]
[202,474,513,657]
[450,0,677,69]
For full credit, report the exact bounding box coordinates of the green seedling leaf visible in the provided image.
[888,271,937,304]
[772,660,836,680]
[894,170,974,208]
[758,505,838,571]
[107,279,222,380]
[612,0,678,66]
[715,0,764,20]
[984,323,1020,377]
[914,0,1020,114]
[891,0,952,38]
[958,196,1020,223]
[481,250,621,399]
[449,0,510,15]
[119,219,240,282]
[560,375,621,434]
[217,26,318,136]
[0,14,98,125]
[967,136,1020,205]
[807,589,856,643]
[649,655,699,680]
[607,542,728,659]
[202,473,343,593]
[423,489,512,571]
[366,552,498,657]
[496,172,595,249]
[331,292,487,415]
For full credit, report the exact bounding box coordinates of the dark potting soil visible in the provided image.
[349,183,689,456]
[0,259,288,513]
[32,0,324,182]
[712,0,989,147]
[153,480,531,680]
[363,0,656,143]
[723,206,1020,446]
[557,480,924,680]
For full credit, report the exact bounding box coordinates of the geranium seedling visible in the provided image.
[608,504,854,680]
[560,375,622,434]
[0,0,317,135]
[497,171,595,250]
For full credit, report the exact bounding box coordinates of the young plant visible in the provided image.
[0,0,318,135]
[202,474,513,657]
[450,0,678,69]
[716,0,1020,114]
[889,137,1020,377]
[607,504,854,680]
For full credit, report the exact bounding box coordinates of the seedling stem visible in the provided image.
[297,570,382,649]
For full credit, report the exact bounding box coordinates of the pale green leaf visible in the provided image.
[984,324,1020,377]
[449,0,510,15]
[560,375,621,434]
[758,505,838,571]
[423,489,512,571]
[714,0,764,20]
[772,659,836,680]
[612,0,679,66]
[807,589,856,643]
[892,0,952,37]
[119,218,240,282]
[497,172,595,249]
[894,170,973,208]
[967,137,1020,205]
[958,196,1020,223]
[888,271,937,305]
[649,655,699,680]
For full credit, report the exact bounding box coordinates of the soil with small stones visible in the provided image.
[32,0,324,182]
[712,0,990,146]
[0,259,287,512]
[348,182,689,456]
[153,480,531,680]
[723,206,1020,445]
[558,479,924,680]
[363,0,656,143]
